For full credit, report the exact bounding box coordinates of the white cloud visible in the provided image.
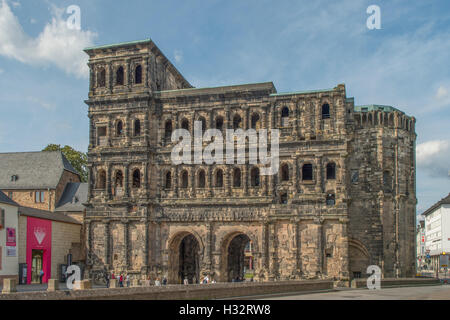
[417,140,450,178]
[436,86,448,99]
[174,50,183,64]
[27,96,56,110]
[0,68,3,74]
[30,18,36,24]
[0,0,97,78]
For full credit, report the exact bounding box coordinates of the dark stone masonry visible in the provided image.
[83,39,417,285]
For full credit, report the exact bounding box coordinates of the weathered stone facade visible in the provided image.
[83,39,417,284]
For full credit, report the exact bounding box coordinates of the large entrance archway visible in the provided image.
[222,233,252,282]
[348,239,370,279]
[168,232,201,284]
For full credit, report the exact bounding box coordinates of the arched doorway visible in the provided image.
[168,232,201,284]
[348,239,370,279]
[224,233,252,282]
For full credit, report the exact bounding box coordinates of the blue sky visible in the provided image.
[0,0,449,215]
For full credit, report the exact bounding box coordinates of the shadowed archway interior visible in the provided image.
[227,234,251,282]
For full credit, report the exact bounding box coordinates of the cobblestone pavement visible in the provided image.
[257,285,450,300]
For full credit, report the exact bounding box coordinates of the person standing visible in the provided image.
[162,277,167,285]
[39,269,44,284]
[183,278,189,285]
[119,274,124,287]
[105,272,110,288]
[126,274,130,287]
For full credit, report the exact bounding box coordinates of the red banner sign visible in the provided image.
[6,227,16,246]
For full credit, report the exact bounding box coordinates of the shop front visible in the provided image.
[26,217,52,284]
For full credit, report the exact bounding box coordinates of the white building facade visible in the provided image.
[422,193,450,272]
[0,191,19,284]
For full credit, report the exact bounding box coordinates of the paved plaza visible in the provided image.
[257,285,450,300]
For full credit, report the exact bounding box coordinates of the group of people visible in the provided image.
[105,272,132,288]
[182,275,217,285]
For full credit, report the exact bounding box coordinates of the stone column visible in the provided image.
[268,223,277,280]
[108,115,113,147]
[88,114,95,148]
[104,221,111,267]
[124,163,130,198]
[106,163,112,200]
[124,220,130,268]
[243,165,249,196]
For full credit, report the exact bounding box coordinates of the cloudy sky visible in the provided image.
[0,0,449,215]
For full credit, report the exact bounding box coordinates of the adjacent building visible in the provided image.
[416,220,425,272]
[0,191,19,284]
[0,151,87,284]
[83,39,417,283]
[422,193,450,272]
[0,151,81,212]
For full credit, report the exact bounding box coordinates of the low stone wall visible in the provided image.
[0,280,334,300]
[351,277,441,289]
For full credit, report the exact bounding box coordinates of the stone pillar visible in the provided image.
[124,220,130,268]
[1,279,17,294]
[88,114,95,148]
[109,278,118,288]
[104,221,110,266]
[108,115,114,147]
[316,218,324,277]
[243,165,249,196]
[106,163,112,200]
[268,223,277,280]
[47,279,59,292]
[86,220,93,266]
[226,166,232,196]
[124,164,130,198]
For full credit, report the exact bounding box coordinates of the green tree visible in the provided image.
[42,144,88,182]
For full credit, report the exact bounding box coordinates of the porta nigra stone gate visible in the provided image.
[83,39,417,284]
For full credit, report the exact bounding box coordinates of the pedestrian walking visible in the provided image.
[155,278,161,286]
[183,278,189,285]
[126,274,130,287]
[162,277,167,285]
[111,272,116,280]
